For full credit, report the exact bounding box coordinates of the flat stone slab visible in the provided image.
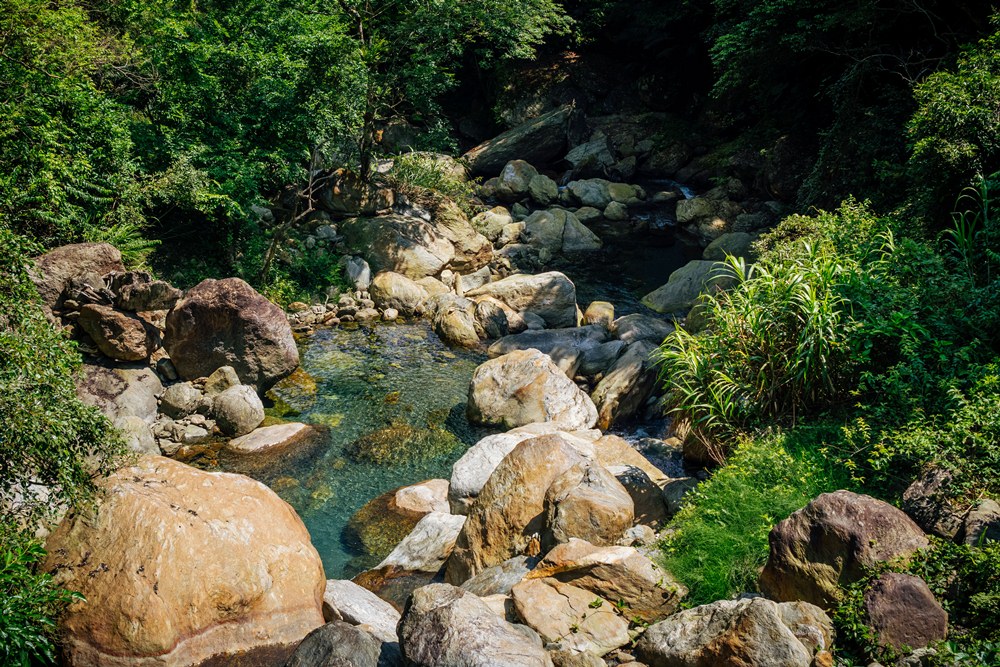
[227,422,313,453]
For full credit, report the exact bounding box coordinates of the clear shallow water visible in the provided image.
[214,322,489,580]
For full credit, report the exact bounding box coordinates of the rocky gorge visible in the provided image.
[23,106,997,667]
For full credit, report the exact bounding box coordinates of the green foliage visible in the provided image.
[385,152,480,215]
[0,526,83,666]
[84,219,160,270]
[659,430,848,606]
[910,29,1000,219]
[0,225,126,663]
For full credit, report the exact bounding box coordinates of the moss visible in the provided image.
[346,420,462,465]
[345,490,421,566]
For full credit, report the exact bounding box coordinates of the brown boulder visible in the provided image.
[164,278,298,391]
[545,463,634,547]
[445,434,589,584]
[78,304,157,361]
[759,491,929,609]
[30,242,124,314]
[44,456,325,666]
[863,573,947,651]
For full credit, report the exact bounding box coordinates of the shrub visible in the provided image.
[0,527,82,666]
[0,224,125,662]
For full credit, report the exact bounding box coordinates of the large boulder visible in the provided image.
[78,304,157,361]
[641,260,736,314]
[370,271,429,316]
[318,168,395,216]
[463,105,575,176]
[531,539,686,623]
[284,621,383,667]
[612,313,675,345]
[466,271,578,328]
[467,349,598,430]
[226,421,315,454]
[635,597,834,667]
[449,425,602,514]
[44,457,325,667]
[432,296,480,348]
[496,160,539,200]
[902,468,966,540]
[863,573,947,652]
[340,214,455,279]
[31,242,124,314]
[522,209,602,254]
[375,511,466,576]
[591,340,659,429]
[164,278,299,391]
[511,578,630,655]
[77,361,163,423]
[545,463,634,547]
[446,434,590,583]
[759,490,930,609]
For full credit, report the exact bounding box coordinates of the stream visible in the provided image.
[215,183,698,580]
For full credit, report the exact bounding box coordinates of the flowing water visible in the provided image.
[208,180,697,581]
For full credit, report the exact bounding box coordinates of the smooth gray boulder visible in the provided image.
[211,384,265,437]
[323,579,401,644]
[284,621,382,667]
[641,260,736,314]
[399,584,553,667]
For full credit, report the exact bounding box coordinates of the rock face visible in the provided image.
[285,621,382,667]
[77,361,163,423]
[78,304,156,361]
[467,349,598,430]
[463,105,575,176]
[466,272,578,328]
[759,491,930,609]
[635,597,834,667]
[446,434,589,583]
[545,463,634,547]
[591,340,658,429]
[31,242,124,314]
[341,214,455,279]
[44,456,325,667]
[863,573,947,651]
[531,539,686,623]
[164,278,298,391]
[511,578,630,655]
[370,271,429,316]
[399,584,552,667]
[641,260,735,314]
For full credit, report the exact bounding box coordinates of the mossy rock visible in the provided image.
[267,367,318,412]
[346,421,462,465]
[345,489,422,568]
